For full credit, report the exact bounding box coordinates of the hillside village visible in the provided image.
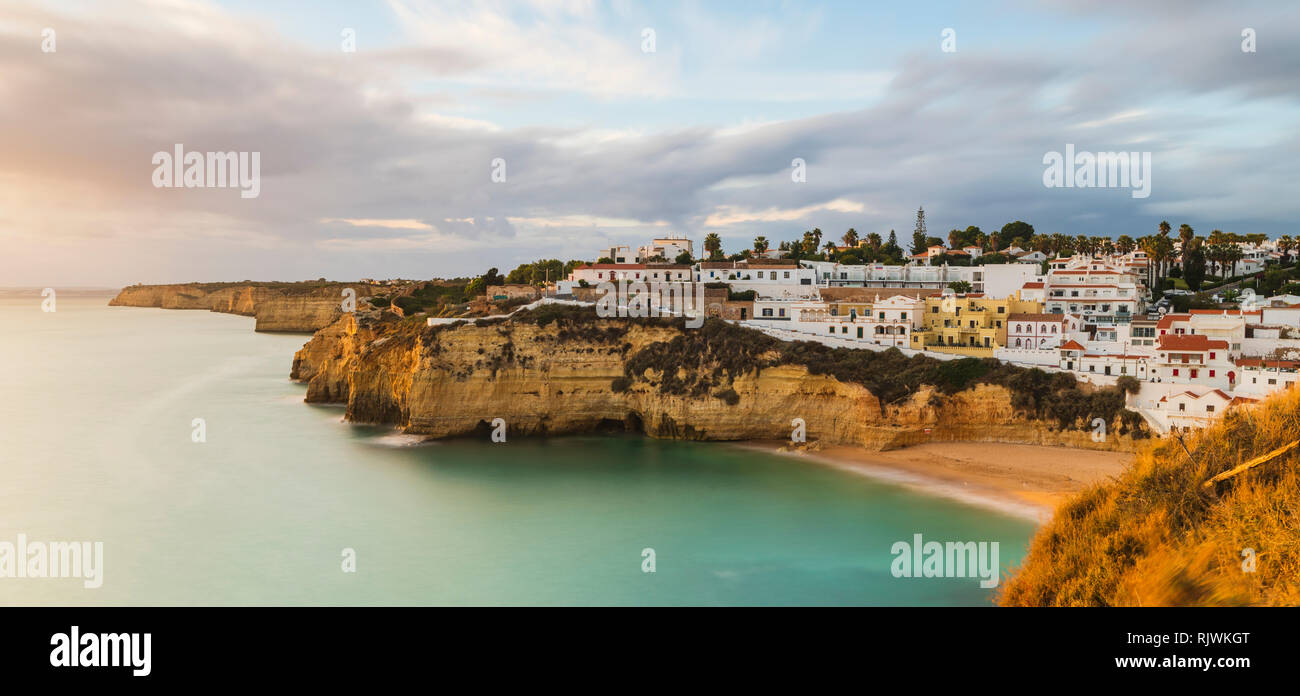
[454,215,1300,436]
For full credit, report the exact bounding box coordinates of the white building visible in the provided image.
[1006,312,1080,350]
[798,261,1039,298]
[637,237,693,263]
[1154,389,1257,432]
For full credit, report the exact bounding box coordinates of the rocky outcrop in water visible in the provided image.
[290,309,1140,452]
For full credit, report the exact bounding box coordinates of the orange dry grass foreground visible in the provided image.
[1000,388,1300,606]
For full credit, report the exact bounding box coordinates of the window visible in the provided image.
[1173,369,1180,376]
[841,326,848,334]
[1206,405,1215,413]
[857,327,863,338]
[784,271,790,279]
[1179,402,1186,411]
[762,308,773,317]
[1052,325,1058,333]
[1210,352,1216,359]
[901,312,907,320]
[828,326,834,334]
[931,306,939,314]
[1209,370,1215,377]
[1191,369,1198,378]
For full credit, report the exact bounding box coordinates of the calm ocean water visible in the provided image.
[0,297,1033,606]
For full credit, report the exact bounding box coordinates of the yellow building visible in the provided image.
[909,294,1043,357]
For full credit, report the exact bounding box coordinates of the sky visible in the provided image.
[1,0,1298,286]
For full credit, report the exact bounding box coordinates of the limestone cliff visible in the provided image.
[110,282,381,332]
[292,310,1142,452]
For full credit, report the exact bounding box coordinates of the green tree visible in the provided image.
[947,280,972,294]
[1000,221,1034,248]
[883,230,903,261]
[1182,245,1207,291]
[704,232,724,260]
[752,236,769,254]
[910,230,927,256]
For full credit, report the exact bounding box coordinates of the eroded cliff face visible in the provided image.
[109,283,379,332]
[292,313,1139,452]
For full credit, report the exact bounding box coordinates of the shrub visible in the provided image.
[713,388,740,405]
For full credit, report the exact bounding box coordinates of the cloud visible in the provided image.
[321,218,435,230]
[1,0,1298,287]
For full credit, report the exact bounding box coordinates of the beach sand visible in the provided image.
[743,440,1133,523]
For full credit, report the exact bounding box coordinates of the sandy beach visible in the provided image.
[744,440,1134,523]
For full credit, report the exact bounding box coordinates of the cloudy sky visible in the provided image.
[2,0,1298,286]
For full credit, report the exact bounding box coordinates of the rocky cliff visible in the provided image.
[291,307,1142,452]
[110,282,381,332]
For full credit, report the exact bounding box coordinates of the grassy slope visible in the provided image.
[1001,388,1300,606]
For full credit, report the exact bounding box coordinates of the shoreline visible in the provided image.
[736,440,1133,524]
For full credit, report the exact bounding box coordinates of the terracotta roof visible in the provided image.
[1021,282,1045,289]
[1188,309,1262,316]
[1159,389,1233,403]
[1157,313,1191,329]
[1060,339,1086,350]
[1158,334,1229,351]
[578,263,647,270]
[1235,358,1300,368]
[1008,313,1065,322]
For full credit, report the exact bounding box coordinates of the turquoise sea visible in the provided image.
[0,297,1033,605]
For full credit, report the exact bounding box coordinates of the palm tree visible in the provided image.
[1206,231,1225,276]
[842,228,859,248]
[1138,236,1157,290]
[1116,235,1135,256]
[704,232,723,260]
[1228,244,1244,277]
[866,232,883,252]
[752,236,769,254]
[948,229,961,250]
[1178,223,1194,252]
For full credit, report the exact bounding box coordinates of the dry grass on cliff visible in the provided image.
[1000,388,1300,606]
